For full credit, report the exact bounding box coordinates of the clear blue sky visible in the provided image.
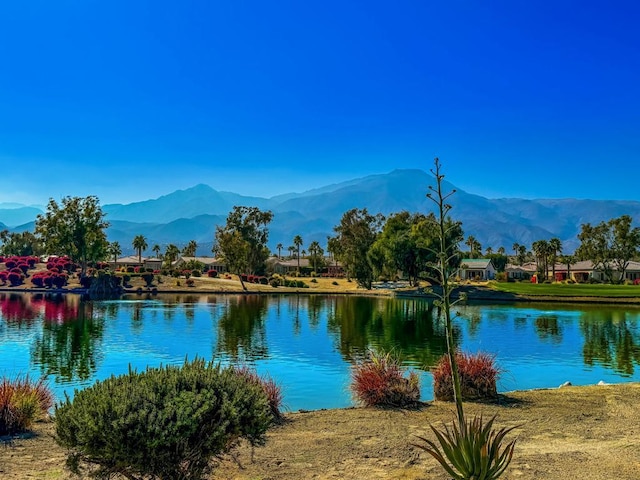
[1,1,638,205]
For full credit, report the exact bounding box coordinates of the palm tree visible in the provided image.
[497,246,506,255]
[183,240,198,257]
[485,246,493,256]
[517,245,527,266]
[164,243,180,267]
[561,254,576,281]
[132,235,148,263]
[108,241,122,265]
[308,240,323,273]
[293,235,303,272]
[532,240,551,281]
[276,243,283,259]
[288,245,296,259]
[152,244,161,259]
[549,237,562,282]
[512,242,520,263]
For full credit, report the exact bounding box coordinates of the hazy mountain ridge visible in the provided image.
[4,169,640,254]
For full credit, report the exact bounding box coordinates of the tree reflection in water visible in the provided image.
[31,295,104,382]
[581,309,640,375]
[327,296,458,369]
[216,295,268,361]
[534,315,563,343]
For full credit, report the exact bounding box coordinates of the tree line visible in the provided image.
[1,195,639,287]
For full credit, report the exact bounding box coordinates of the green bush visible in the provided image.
[55,359,272,480]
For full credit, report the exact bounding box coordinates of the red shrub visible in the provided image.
[233,366,283,422]
[0,375,54,435]
[207,270,218,278]
[350,351,420,408]
[7,272,23,286]
[5,260,16,269]
[432,352,499,402]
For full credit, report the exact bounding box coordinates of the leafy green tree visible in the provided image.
[369,211,440,286]
[35,196,109,275]
[108,241,121,265]
[331,208,384,289]
[1,231,42,256]
[183,239,198,257]
[293,235,303,273]
[215,206,273,290]
[577,215,640,283]
[132,235,148,263]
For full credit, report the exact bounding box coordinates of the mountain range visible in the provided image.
[2,169,640,255]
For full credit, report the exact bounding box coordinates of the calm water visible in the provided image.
[1,292,640,410]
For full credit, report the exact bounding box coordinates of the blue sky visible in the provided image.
[1,1,638,205]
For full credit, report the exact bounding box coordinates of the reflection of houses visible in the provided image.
[173,256,227,273]
[458,258,496,281]
[113,256,163,271]
[505,262,537,280]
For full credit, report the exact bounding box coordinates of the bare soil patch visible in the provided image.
[2,383,640,479]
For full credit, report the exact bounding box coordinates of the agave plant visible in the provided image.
[414,414,518,480]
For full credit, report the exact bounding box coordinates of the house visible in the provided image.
[267,257,311,275]
[113,256,163,271]
[553,260,640,283]
[458,258,497,281]
[505,262,537,280]
[173,256,227,273]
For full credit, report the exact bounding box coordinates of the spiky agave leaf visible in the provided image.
[413,414,519,480]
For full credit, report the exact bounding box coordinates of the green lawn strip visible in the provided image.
[489,282,640,297]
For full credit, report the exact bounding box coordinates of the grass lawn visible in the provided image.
[489,281,640,297]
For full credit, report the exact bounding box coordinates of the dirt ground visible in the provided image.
[2,383,639,479]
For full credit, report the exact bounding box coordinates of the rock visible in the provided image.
[597,380,609,386]
[559,381,572,388]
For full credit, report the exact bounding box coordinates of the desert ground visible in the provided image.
[2,383,639,479]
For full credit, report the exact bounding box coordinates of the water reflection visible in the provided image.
[216,295,268,361]
[4,293,640,409]
[580,310,640,375]
[31,299,104,382]
[327,296,453,367]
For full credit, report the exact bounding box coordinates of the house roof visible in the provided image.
[178,256,225,265]
[459,258,494,269]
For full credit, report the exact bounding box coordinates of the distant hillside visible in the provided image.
[6,169,640,253]
[0,206,44,227]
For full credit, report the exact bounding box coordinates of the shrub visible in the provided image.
[432,352,499,402]
[495,272,507,282]
[232,366,284,422]
[332,280,339,286]
[310,278,317,283]
[52,274,67,289]
[55,359,272,480]
[7,272,23,286]
[126,266,135,273]
[141,272,155,287]
[0,375,54,435]
[186,278,195,287]
[414,414,518,480]
[259,276,268,285]
[207,270,218,278]
[79,276,93,289]
[31,275,45,288]
[191,270,201,277]
[350,350,420,408]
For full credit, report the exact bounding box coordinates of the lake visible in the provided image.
[1,292,640,410]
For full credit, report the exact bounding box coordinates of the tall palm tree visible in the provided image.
[288,245,296,259]
[293,235,303,272]
[183,240,198,257]
[276,243,283,259]
[549,237,562,281]
[561,254,576,281]
[152,244,161,259]
[164,243,180,267]
[497,246,506,255]
[532,240,551,280]
[308,240,323,273]
[485,246,493,256]
[132,235,148,263]
[108,241,122,265]
[512,242,520,263]
[517,245,527,265]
